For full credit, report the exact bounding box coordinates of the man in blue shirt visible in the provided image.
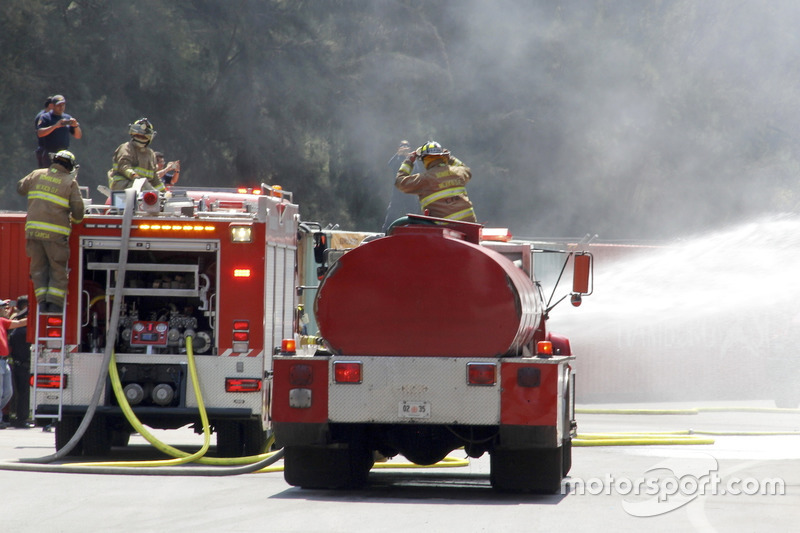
[35,94,82,168]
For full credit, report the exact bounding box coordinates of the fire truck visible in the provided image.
[31,184,298,457]
[273,215,593,492]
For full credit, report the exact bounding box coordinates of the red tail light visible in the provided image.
[233,331,249,342]
[467,363,496,385]
[31,374,67,389]
[225,378,262,392]
[333,361,362,384]
[233,320,249,330]
[289,364,313,386]
[233,268,251,278]
[517,367,541,388]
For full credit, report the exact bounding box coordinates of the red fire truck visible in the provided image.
[273,216,592,492]
[31,184,298,456]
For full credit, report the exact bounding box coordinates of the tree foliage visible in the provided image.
[3,0,800,239]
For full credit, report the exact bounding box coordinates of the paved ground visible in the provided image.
[1,401,798,532]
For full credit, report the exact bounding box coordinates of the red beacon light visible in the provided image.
[142,190,159,206]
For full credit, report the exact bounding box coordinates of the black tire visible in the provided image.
[562,439,572,477]
[111,430,131,447]
[490,447,563,493]
[82,416,112,457]
[215,420,242,457]
[55,416,83,457]
[284,444,374,489]
[242,420,268,456]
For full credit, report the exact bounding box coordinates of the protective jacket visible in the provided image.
[17,165,85,241]
[108,140,165,192]
[395,156,476,222]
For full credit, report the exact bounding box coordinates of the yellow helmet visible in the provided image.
[129,118,156,144]
[52,150,77,172]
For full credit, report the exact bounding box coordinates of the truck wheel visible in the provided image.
[242,420,268,456]
[490,447,563,493]
[284,444,374,489]
[562,439,572,477]
[82,416,112,457]
[215,420,243,457]
[55,416,83,457]
[111,429,131,448]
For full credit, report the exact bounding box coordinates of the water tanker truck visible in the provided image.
[272,215,592,492]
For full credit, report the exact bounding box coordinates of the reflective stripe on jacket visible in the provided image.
[17,166,84,241]
[395,157,476,222]
[107,141,164,191]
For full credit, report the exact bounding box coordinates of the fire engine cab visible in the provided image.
[32,184,298,457]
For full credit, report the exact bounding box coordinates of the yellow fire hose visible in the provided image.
[73,334,466,472]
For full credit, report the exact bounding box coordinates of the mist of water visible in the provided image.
[548,214,800,404]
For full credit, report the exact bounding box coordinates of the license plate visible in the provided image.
[398,400,431,419]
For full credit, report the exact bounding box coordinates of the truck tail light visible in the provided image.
[45,315,64,338]
[233,268,251,278]
[333,361,362,384]
[517,367,541,388]
[536,341,553,356]
[289,364,313,386]
[232,320,250,352]
[31,374,67,389]
[225,378,262,392]
[467,363,496,385]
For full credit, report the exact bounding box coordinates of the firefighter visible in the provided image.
[395,141,477,222]
[17,150,85,313]
[107,118,166,192]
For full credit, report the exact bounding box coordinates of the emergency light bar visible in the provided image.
[139,223,215,232]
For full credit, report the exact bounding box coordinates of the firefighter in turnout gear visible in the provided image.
[108,118,166,192]
[395,141,476,222]
[17,150,85,313]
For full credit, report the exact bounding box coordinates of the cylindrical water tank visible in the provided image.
[315,225,541,357]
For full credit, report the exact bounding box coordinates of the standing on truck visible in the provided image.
[35,94,82,169]
[395,141,476,222]
[17,150,85,314]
